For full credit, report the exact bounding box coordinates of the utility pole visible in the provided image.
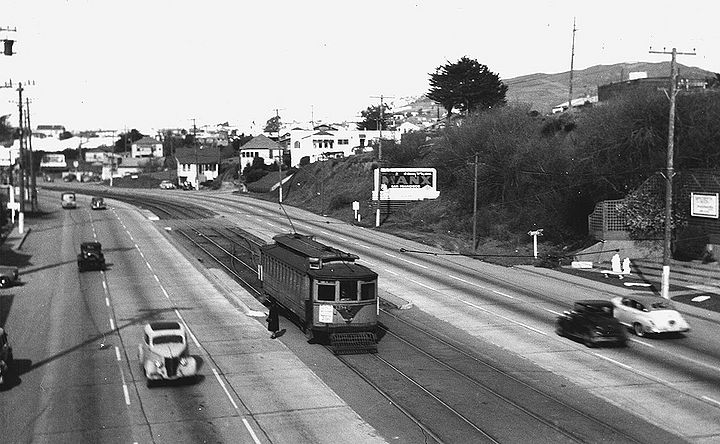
[191,118,198,190]
[370,94,394,161]
[567,17,577,113]
[16,82,25,232]
[25,97,37,212]
[649,47,696,299]
[473,152,479,251]
[272,108,284,203]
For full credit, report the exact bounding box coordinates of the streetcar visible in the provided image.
[259,233,378,354]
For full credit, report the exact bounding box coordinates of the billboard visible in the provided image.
[40,153,67,169]
[373,167,440,201]
[691,192,719,219]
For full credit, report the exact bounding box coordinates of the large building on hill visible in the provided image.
[287,124,401,167]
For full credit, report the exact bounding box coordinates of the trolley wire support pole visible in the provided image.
[25,97,37,213]
[472,152,479,251]
[567,17,577,113]
[370,94,394,161]
[16,82,26,233]
[649,46,696,299]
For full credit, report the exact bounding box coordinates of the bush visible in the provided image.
[674,226,708,261]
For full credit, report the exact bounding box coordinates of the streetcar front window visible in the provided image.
[317,280,336,301]
[360,281,376,301]
[340,280,358,301]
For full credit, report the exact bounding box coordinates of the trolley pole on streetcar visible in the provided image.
[649,46,695,299]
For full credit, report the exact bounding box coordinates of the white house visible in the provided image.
[35,124,66,138]
[175,146,221,189]
[287,124,401,167]
[131,136,164,158]
[238,134,282,169]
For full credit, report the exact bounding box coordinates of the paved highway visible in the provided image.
[0,191,384,443]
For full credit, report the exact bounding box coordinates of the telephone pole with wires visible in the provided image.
[567,17,577,113]
[370,94,393,227]
[649,46,696,299]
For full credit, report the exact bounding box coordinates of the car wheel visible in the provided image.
[555,326,565,337]
[633,323,645,337]
[0,277,9,288]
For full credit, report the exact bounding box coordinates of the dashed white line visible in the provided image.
[358,258,377,267]
[102,281,107,290]
[384,269,399,276]
[105,297,110,307]
[115,346,121,362]
[109,318,115,330]
[241,418,262,444]
[383,252,428,269]
[173,309,200,348]
[122,383,130,406]
[153,274,160,282]
[212,368,238,409]
[407,278,438,292]
[460,299,547,336]
[703,396,720,407]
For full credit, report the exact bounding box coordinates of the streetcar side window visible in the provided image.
[340,280,357,301]
[317,280,336,301]
[360,280,376,301]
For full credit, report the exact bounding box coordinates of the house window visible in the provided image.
[294,141,300,149]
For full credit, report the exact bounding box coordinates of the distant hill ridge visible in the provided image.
[400,61,717,116]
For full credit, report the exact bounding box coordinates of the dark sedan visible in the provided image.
[556,300,628,347]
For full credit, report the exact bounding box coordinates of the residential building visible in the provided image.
[238,134,282,169]
[35,124,66,138]
[131,136,164,158]
[84,146,114,164]
[287,124,401,167]
[175,146,222,189]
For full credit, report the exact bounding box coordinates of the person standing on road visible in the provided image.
[267,301,280,339]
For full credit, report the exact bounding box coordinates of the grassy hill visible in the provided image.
[504,61,717,113]
[398,62,717,116]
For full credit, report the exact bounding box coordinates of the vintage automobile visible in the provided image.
[91,196,106,210]
[159,180,176,189]
[611,295,690,337]
[138,321,197,386]
[0,327,13,386]
[556,300,627,347]
[77,241,106,272]
[0,265,20,288]
[61,192,77,209]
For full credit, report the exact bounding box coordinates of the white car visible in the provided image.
[611,295,690,337]
[159,180,176,189]
[138,321,197,386]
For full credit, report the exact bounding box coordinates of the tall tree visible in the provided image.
[0,114,13,143]
[427,56,508,117]
[264,115,281,134]
[356,104,391,130]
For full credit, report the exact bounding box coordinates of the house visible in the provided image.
[287,124,401,167]
[551,95,598,114]
[131,136,164,158]
[238,134,283,169]
[84,146,114,164]
[35,124,66,138]
[175,146,222,189]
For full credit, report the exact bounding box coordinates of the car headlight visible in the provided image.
[180,357,187,366]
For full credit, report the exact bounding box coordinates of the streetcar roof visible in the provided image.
[270,233,359,262]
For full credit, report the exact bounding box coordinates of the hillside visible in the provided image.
[504,61,717,113]
[398,62,717,115]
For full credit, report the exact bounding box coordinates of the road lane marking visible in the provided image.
[115,346,121,361]
[174,309,200,348]
[105,297,110,307]
[383,252,428,269]
[241,418,262,444]
[109,318,115,330]
[460,299,547,336]
[102,281,107,290]
[358,258,377,267]
[384,269,399,275]
[703,396,720,407]
[407,278,438,292]
[212,368,239,409]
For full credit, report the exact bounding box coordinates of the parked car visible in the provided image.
[611,295,690,337]
[61,192,77,209]
[0,265,19,288]
[138,321,197,387]
[159,180,176,189]
[0,327,13,386]
[77,241,106,272]
[62,173,76,182]
[556,300,627,347]
[91,196,106,210]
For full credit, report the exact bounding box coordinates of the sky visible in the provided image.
[0,0,717,134]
